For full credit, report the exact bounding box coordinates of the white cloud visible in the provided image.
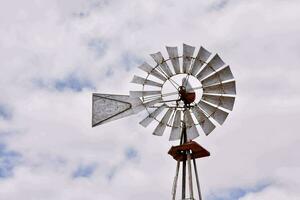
[240,167,300,200]
[0,0,300,199]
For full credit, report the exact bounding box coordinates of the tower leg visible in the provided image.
[172,161,180,200]
[193,159,202,200]
[182,158,186,199]
[187,151,194,199]
[181,124,187,200]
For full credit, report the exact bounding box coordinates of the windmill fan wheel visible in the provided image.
[130,44,236,141]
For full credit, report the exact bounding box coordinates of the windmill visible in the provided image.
[92,44,236,200]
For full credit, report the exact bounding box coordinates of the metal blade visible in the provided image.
[190,46,211,75]
[203,81,236,95]
[134,97,163,112]
[166,46,181,74]
[92,93,143,127]
[184,110,199,140]
[138,62,167,81]
[130,90,161,97]
[139,104,166,127]
[198,100,229,125]
[202,94,235,111]
[191,106,216,135]
[153,108,174,136]
[182,44,195,73]
[150,52,173,77]
[207,54,225,70]
[144,97,163,106]
[182,77,193,91]
[131,75,163,87]
[169,110,182,141]
[197,54,225,80]
[201,66,234,87]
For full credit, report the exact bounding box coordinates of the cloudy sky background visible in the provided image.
[0,0,300,199]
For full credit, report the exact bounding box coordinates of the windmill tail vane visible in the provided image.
[92,43,236,199]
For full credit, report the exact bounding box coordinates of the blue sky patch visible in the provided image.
[88,38,107,58]
[105,147,139,181]
[125,147,138,160]
[121,52,143,72]
[209,0,229,11]
[72,163,97,178]
[207,182,271,200]
[0,104,12,120]
[105,68,114,77]
[55,74,94,92]
[0,144,21,178]
[33,74,94,92]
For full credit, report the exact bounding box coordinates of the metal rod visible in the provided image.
[172,161,180,200]
[183,74,190,88]
[159,98,180,103]
[182,157,186,199]
[181,123,187,199]
[168,77,181,88]
[187,151,194,199]
[161,86,203,98]
[193,158,202,200]
[155,65,179,92]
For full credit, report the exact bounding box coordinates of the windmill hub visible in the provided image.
[161,74,203,107]
[178,86,196,105]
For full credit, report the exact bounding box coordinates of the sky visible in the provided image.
[0,0,300,199]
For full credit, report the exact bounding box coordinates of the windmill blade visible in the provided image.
[182,44,195,73]
[202,94,235,111]
[144,97,163,106]
[131,75,163,87]
[134,97,164,113]
[153,108,174,136]
[198,100,229,125]
[191,106,216,135]
[184,110,199,140]
[182,77,193,91]
[139,104,167,127]
[166,46,181,74]
[130,90,161,97]
[201,66,234,87]
[92,93,143,127]
[197,54,226,81]
[190,46,211,75]
[203,81,236,95]
[150,52,173,77]
[138,62,167,81]
[169,110,182,141]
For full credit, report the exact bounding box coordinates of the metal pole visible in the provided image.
[182,158,186,199]
[187,151,194,199]
[181,124,187,199]
[172,161,180,200]
[193,158,202,200]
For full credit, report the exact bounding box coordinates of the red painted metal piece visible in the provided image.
[168,141,210,161]
[185,92,196,103]
[178,86,196,105]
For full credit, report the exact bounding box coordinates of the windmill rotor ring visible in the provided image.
[130,44,236,140]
